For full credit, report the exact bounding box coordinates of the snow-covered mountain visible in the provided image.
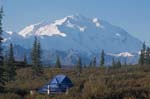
[3,14,142,65]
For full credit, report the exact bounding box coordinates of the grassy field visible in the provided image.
[0,65,150,99]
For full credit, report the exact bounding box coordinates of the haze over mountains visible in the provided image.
[3,14,142,65]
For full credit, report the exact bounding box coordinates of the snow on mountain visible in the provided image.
[16,14,142,53]
[92,18,101,27]
[18,21,66,37]
[3,14,142,65]
[117,52,134,57]
[6,31,13,35]
[107,52,134,57]
[2,31,23,46]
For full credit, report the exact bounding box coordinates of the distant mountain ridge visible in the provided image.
[2,14,142,65]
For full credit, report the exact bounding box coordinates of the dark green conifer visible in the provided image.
[7,43,16,81]
[112,57,115,67]
[31,37,43,76]
[55,55,61,68]
[0,7,5,91]
[23,54,27,67]
[100,49,105,67]
[139,42,146,65]
[76,57,82,75]
[92,57,96,67]
[116,60,121,68]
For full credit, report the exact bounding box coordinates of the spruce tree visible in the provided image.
[76,57,82,75]
[8,43,15,63]
[139,42,146,65]
[139,49,145,65]
[23,54,27,67]
[88,60,92,68]
[31,37,37,75]
[124,58,127,67]
[31,37,43,76]
[83,64,87,68]
[145,47,150,64]
[0,7,5,91]
[116,60,121,68]
[124,58,128,72]
[31,37,37,72]
[37,41,43,73]
[100,49,105,67]
[55,55,61,68]
[142,41,146,64]
[7,43,16,81]
[92,57,96,67]
[148,47,150,64]
[112,57,115,67]
[143,42,146,52]
[3,54,9,81]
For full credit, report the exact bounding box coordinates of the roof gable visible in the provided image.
[50,74,66,84]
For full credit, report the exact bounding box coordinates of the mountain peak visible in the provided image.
[3,14,142,65]
[15,14,142,53]
[17,14,90,38]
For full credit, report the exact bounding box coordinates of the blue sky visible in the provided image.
[1,0,150,44]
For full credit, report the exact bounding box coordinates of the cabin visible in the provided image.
[38,74,73,94]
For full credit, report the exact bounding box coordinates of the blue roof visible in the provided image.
[38,74,73,94]
[50,74,66,84]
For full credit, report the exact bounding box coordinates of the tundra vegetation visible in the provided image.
[0,8,150,99]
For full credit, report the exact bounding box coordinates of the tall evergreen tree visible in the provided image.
[55,55,61,68]
[116,60,121,68]
[112,57,115,67]
[92,57,96,67]
[76,57,82,75]
[37,41,43,73]
[31,37,37,71]
[100,49,105,67]
[31,37,43,76]
[0,7,5,91]
[145,47,150,64]
[83,64,87,68]
[124,58,128,72]
[23,54,27,67]
[7,43,16,81]
[88,60,92,68]
[147,47,150,64]
[143,42,146,63]
[139,42,146,65]
[3,54,9,81]
[8,43,15,63]
[139,49,145,65]
[124,58,127,67]
[143,41,146,52]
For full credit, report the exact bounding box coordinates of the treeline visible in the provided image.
[0,7,5,92]
[0,8,128,85]
[0,8,107,92]
[0,8,43,92]
[0,8,18,91]
[0,7,150,95]
[139,42,150,65]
